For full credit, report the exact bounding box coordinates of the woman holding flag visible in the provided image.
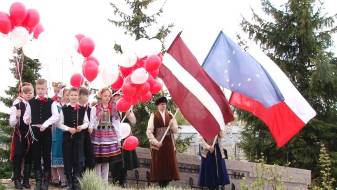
[198,130,230,189]
[146,96,180,188]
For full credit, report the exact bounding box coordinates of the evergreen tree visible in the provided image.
[238,0,337,180]
[312,144,335,190]
[0,49,41,177]
[109,0,181,148]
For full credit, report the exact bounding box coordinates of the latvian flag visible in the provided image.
[159,33,234,141]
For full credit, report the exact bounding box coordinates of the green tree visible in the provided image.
[312,144,335,190]
[109,0,182,148]
[0,49,41,178]
[238,0,337,180]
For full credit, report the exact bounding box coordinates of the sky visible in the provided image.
[0,0,336,113]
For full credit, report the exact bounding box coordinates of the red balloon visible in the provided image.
[150,79,163,94]
[0,12,12,34]
[83,60,99,82]
[124,94,139,105]
[122,80,137,96]
[149,69,159,78]
[136,82,150,95]
[111,75,124,90]
[70,73,84,88]
[79,37,95,57]
[140,91,152,103]
[123,136,139,151]
[33,24,44,39]
[85,56,99,66]
[120,66,134,77]
[22,9,40,32]
[9,2,26,26]
[147,75,156,86]
[116,98,131,112]
[145,54,162,72]
[135,57,146,68]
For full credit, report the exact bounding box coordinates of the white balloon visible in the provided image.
[147,38,162,55]
[23,40,41,59]
[101,64,119,86]
[10,27,30,49]
[134,38,150,58]
[60,35,79,57]
[119,122,131,139]
[118,53,137,68]
[130,67,149,84]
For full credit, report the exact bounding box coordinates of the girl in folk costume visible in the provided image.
[9,83,34,189]
[146,96,180,188]
[89,88,122,182]
[50,83,67,188]
[57,87,89,190]
[110,93,138,187]
[198,130,230,190]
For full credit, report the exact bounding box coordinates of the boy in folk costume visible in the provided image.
[89,88,122,182]
[146,96,180,188]
[110,93,138,187]
[9,83,34,189]
[50,82,67,187]
[23,79,61,190]
[78,87,95,171]
[57,87,89,190]
[198,130,230,190]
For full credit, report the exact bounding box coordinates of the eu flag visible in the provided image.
[202,31,284,108]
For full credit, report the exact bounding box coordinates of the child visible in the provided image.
[57,87,89,190]
[50,82,66,187]
[198,130,230,190]
[9,83,34,189]
[89,88,122,182]
[78,87,95,172]
[110,93,138,187]
[23,79,61,190]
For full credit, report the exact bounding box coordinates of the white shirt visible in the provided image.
[56,105,89,132]
[9,97,28,127]
[89,106,121,141]
[146,111,178,145]
[23,100,61,130]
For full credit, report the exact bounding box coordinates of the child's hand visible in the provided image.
[68,128,76,134]
[25,116,31,125]
[16,110,21,118]
[76,127,82,133]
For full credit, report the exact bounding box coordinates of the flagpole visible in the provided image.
[159,108,180,144]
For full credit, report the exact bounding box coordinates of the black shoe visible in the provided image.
[14,180,23,189]
[22,179,31,189]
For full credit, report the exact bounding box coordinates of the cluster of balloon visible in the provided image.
[0,2,43,54]
[70,34,98,88]
[109,38,164,113]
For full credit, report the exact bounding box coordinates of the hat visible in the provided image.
[155,96,167,105]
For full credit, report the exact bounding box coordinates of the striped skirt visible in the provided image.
[91,126,121,163]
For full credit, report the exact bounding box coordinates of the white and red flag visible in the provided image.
[159,33,234,141]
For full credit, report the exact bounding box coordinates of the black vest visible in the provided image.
[14,101,29,135]
[29,98,53,125]
[86,106,91,122]
[62,105,86,129]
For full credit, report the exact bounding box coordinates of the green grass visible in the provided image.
[79,170,187,190]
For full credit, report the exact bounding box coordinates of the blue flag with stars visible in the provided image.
[202,31,284,108]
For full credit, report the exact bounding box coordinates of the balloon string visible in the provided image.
[14,48,24,94]
[120,106,133,123]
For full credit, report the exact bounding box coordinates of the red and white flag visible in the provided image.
[159,33,234,141]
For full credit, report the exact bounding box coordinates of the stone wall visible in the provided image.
[126,148,311,190]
